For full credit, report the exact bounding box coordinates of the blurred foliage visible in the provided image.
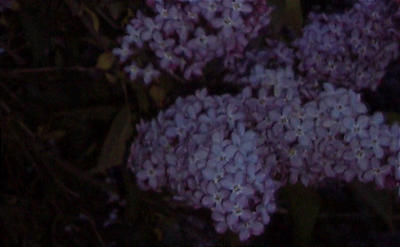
[280,184,321,247]
[0,0,399,246]
[285,0,303,36]
[91,106,132,174]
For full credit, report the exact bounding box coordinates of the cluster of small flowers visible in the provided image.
[129,63,400,241]
[240,64,400,189]
[102,176,126,228]
[223,39,296,83]
[293,0,400,91]
[113,0,272,84]
[128,89,282,241]
[127,0,400,242]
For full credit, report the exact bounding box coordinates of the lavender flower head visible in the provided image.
[128,88,282,241]
[113,0,272,85]
[129,62,400,241]
[127,0,400,242]
[294,0,400,91]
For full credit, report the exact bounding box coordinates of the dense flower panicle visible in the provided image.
[129,66,400,241]
[223,40,295,84]
[234,68,400,190]
[294,0,400,91]
[127,0,400,242]
[113,0,272,85]
[129,88,282,241]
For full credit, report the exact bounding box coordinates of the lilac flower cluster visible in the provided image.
[129,63,400,241]
[128,89,281,241]
[113,0,271,84]
[127,0,400,242]
[238,64,400,189]
[294,0,400,91]
[223,39,296,83]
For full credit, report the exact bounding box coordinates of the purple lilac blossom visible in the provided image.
[113,0,272,85]
[129,65,400,241]
[128,67,400,241]
[128,88,282,241]
[223,39,296,84]
[127,0,400,242]
[294,0,400,91]
[230,64,400,191]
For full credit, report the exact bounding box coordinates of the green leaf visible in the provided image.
[90,106,133,174]
[96,52,115,70]
[350,182,394,231]
[267,0,286,39]
[149,85,166,108]
[109,2,123,20]
[84,6,100,32]
[129,82,150,114]
[285,0,303,36]
[280,183,321,247]
[105,73,118,83]
[385,112,400,124]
